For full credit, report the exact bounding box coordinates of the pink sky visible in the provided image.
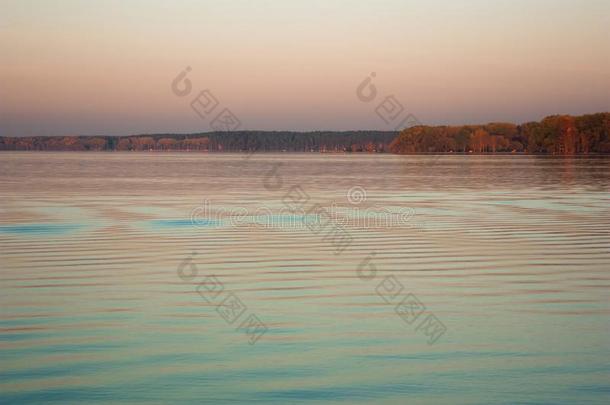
[1,0,609,135]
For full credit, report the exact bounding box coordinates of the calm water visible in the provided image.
[1,153,609,404]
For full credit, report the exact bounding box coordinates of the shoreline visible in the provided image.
[2,150,610,156]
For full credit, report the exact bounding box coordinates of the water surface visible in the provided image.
[1,153,609,404]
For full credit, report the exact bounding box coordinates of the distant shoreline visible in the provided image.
[3,151,610,156]
[1,113,609,154]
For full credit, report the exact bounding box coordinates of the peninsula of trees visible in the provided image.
[389,113,610,154]
[1,113,608,154]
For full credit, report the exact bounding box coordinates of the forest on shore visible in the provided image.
[389,113,610,154]
[1,113,608,154]
[0,131,396,153]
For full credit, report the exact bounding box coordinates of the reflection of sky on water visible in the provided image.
[1,154,609,404]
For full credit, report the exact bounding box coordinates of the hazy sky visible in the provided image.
[1,0,609,135]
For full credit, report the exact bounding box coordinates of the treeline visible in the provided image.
[390,113,610,154]
[2,113,609,154]
[0,131,397,152]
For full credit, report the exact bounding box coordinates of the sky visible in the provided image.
[1,0,609,136]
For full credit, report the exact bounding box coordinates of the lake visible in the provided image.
[1,152,609,404]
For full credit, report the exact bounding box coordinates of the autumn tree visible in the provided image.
[470,128,490,153]
[157,138,177,151]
